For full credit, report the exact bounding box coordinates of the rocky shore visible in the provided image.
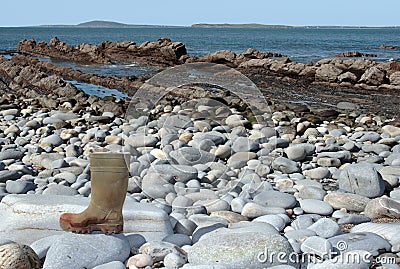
[0,38,399,268]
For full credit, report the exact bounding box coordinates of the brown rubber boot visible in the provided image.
[59,152,130,234]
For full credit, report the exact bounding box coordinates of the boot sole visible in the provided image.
[60,219,123,235]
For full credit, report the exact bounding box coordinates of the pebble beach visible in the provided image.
[0,37,400,269]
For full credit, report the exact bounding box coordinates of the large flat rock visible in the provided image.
[0,194,173,245]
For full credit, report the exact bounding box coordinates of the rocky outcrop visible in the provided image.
[17,37,187,66]
[334,51,377,58]
[0,56,128,116]
[199,48,283,67]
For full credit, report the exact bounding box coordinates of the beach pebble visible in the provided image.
[308,218,341,238]
[43,233,130,269]
[364,197,400,219]
[139,241,183,263]
[338,163,385,198]
[125,254,153,268]
[323,192,370,212]
[164,252,188,269]
[6,180,35,194]
[328,232,391,256]
[301,236,332,258]
[272,157,300,174]
[299,199,333,215]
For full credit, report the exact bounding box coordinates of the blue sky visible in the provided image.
[1,0,399,27]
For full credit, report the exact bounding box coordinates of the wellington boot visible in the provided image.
[59,152,130,234]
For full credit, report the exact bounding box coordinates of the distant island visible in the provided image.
[37,20,400,29]
[191,23,292,28]
[40,20,183,28]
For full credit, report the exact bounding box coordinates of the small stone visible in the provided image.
[364,197,400,219]
[253,190,297,209]
[241,202,286,218]
[299,199,333,215]
[298,186,327,200]
[272,157,300,174]
[6,180,35,194]
[338,163,385,198]
[285,146,306,162]
[308,218,341,238]
[323,192,370,212]
[301,236,332,258]
[164,252,188,269]
[125,254,153,268]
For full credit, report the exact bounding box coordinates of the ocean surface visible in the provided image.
[0,27,399,97]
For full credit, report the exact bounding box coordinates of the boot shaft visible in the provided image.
[89,152,130,209]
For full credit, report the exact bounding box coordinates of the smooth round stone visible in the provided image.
[191,223,226,244]
[141,173,175,199]
[189,139,215,152]
[284,229,316,242]
[303,167,330,180]
[328,232,391,256]
[324,192,370,212]
[299,199,333,215]
[253,190,297,209]
[231,197,246,213]
[272,157,300,174]
[125,253,153,268]
[338,162,385,198]
[41,134,63,147]
[291,215,321,230]
[214,145,232,159]
[308,218,341,238]
[338,214,371,225]
[381,125,400,138]
[241,202,286,218]
[51,159,68,169]
[139,241,184,263]
[6,180,35,194]
[0,150,25,162]
[175,219,198,236]
[163,234,192,247]
[188,228,295,268]
[284,146,306,164]
[362,144,391,154]
[126,134,158,147]
[231,137,259,153]
[54,172,77,184]
[299,186,327,200]
[225,114,249,128]
[210,211,248,223]
[255,164,271,177]
[172,196,194,209]
[253,214,287,231]
[301,236,332,257]
[317,157,341,167]
[43,184,79,196]
[43,233,130,268]
[170,147,215,166]
[164,252,187,269]
[364,197,400,219]
[294,179,323,190]
[201,199,230,213]
[148,164,198,183]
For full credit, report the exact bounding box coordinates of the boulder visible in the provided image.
[315,64,342,82]
[0,194,173,245]
[360,66,386,85]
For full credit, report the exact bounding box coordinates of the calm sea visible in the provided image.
[0,27,399,63]
[1,27,399,98]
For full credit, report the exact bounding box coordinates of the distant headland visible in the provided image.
[37,20,399,29]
